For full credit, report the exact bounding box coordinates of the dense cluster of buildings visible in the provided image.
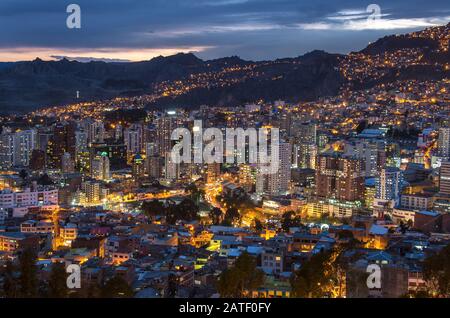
[0,90,449,297]
[0,24,449,298]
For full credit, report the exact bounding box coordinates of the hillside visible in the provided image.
[0,23,448,113]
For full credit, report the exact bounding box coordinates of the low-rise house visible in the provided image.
[20,220,54,234]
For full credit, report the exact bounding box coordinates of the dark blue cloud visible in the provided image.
[0,0,448,61]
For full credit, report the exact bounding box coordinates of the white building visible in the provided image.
[91,154,110,181]
[0,188,58,208]
[401,193,433,211]
[75,130,89,154]
[0,132,14,169]
[155,112,181,155]
[61,152,75,173]
[261,248,284,274]
[257,142,291,196]
[440,161,450,196]
[20,220,54,233]
[60,223,78,246]
[124,124,143,159]
[165,151,180,181]
[375,167,402,205]
[392,208,416,224]
[345,140,384,177]
[88,121,105,144]
[438,127,450,158]
[0,128,37,168]
[82,181,101,204]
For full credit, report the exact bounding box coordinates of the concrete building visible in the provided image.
[439,161,450,195]
[91,153,110,181]
[438,127,450,158]
[316,152,364,202]
[0,128,37,168]
[257,142,291,196]
[0,187,58,208]
[375,167,403,205]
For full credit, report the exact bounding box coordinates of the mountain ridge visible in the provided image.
[0,23,448,113]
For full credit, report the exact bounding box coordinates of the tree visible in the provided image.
[337,230,354,240]
[177,198,199,221]
[209,207,223,225]
[186,184,205,205]
[37,173,54,186]
[167,273,178,298]
[253,218,264,232]
[48,262,68,298]
[406,219,414,229]
[219,189,248,210]
[222,207,240,226]
[166,198,199,224]
[216,267,242,298]
[355,120,367,134]
[19,248,38,298]
[3,260,18,298]
[281,211,302,232]
[290,247,347,298]
[409,290,431,298]
[19,169,28,181]
[101,276,133,298]
[291,250,331,298]
[141,200,165,221]
[85,281,102,298]
[216,252,265,297]
[423,243,450,297]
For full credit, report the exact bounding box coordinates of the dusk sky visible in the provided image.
[1,0,449,62]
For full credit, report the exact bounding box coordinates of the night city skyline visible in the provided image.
[0,0,449,306]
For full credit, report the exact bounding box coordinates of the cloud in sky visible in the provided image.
[50,56,132,63]
[0,47,212,63]
[0,0,448,61]
[299,11,450,30]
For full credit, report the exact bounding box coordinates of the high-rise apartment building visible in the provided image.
[46,122,76,170]
[206,162,221,184]
[61,152,75,174]
[91,154,110,181]
[294,121,317,145]
[439,161,450,196]
[88,121,105,144]
[438,127,450,158]
[132,154,145,181]
[0,128,37,168]
[82,181,101,205]
[344,140,386,177]
[257,142,291,196]
[295,143,317,169]
[124,124,143,161]
[164,151,180,181]
[155,112,181,156]
[315,152,365,202]
[375,167,403,204]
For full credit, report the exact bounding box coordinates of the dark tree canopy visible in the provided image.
[221,207,241,226]
[423,243,450,297]
[141,199,165,220]
[281,211,302,232]
[209,207,223,225]
[19,248,38,298]
[101,276,134,298]
[216,252,265,298]
[48,262,68,298]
